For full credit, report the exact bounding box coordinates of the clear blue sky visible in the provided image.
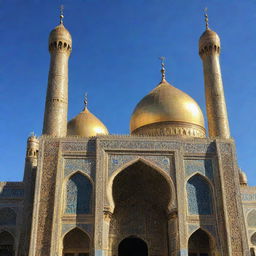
[0,0,255,185]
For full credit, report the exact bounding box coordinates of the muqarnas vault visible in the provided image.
[0,11,256,256]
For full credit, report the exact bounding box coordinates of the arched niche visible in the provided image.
[0,208,16,226]
[62,228,90,256]
[248,210,256,228]
[0,231,15,256]
[186,174,213,215]
[109,160,173,256]
[188,228,214,256]
[118,236,148,256]
[65,172,93,214]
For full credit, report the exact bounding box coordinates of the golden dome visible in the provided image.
[239,170,248,186]
[130,77,206,138]
[67,107,109,137]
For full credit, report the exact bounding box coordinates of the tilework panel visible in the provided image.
[65,173,92,214]
[184,159,213,181]
[187,175,213,215]
[0,188,24,198]
[0,208,16,225]
[242,193,256,202]
[109,154,171,175]
[62,140,96,152]
[183,142,216,154]
[64,158,96,180]
[248,210,256,228]
[62,223,93,236]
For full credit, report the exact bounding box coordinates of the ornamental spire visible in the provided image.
[84,93,88,110]
[159,56,166,82]
[204,7,209,30]
[60,5,64,24]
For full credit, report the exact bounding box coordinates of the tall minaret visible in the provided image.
[199,11,230,138]
[42,7,72,137]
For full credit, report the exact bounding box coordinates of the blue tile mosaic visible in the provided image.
[65,173,92,214]
[187,174,213,215]
[184,159,213,181]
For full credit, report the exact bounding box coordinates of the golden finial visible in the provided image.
[84,93,88,109]
[204,8,209,30]
[159,56,166,82]
[60,5,64,24]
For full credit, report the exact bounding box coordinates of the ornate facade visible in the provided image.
[0,12,256,256]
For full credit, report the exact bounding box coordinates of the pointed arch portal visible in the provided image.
[63,228,90,256]
[188,229,213,256]
[118,237,148,256]
[109,160,172,255]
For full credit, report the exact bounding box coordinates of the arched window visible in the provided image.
[186,174,213,215]
[63,228,90,256]
[0,208,16,226]
[65,173,92,214]
[248,210,256,228]
[0,231,15,256]
[188,229,212,256]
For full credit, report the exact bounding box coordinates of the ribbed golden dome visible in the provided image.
[130,77,206,138]
[67,107,109,137]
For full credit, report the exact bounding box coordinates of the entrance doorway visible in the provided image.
[188,229,212,256]
[63,228,90,256]
[118,237,148,256]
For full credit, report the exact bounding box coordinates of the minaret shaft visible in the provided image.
[42,21,72,137]
[43,51,69,137]
[202,54,230,138]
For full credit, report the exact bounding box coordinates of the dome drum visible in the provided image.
[132,121,206,138]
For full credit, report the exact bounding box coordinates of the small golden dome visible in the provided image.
[49,24,72,46]
[67,107,109,137]
[130,78,206,137]
[239,170,248,186]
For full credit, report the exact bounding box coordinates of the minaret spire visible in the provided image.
[42,10,72,137]
[60,5,64,24]
[199,12,230,139]
[159,56,166,82]
[84,93,88,110]
[204,7,209,30]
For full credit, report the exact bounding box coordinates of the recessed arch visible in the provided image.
[109,159,172,255]
[107,158,175,213]
[247,210,256,228]
[0,208,16,226]
[118,236,148,256]
[188,228,215,256]
[186,173,213,215]
[65,172,93,214]
[0,231,15,256]
[62,227,90,256]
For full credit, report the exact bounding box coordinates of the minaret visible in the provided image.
[42,7,72,137]
[199,11,230,138]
